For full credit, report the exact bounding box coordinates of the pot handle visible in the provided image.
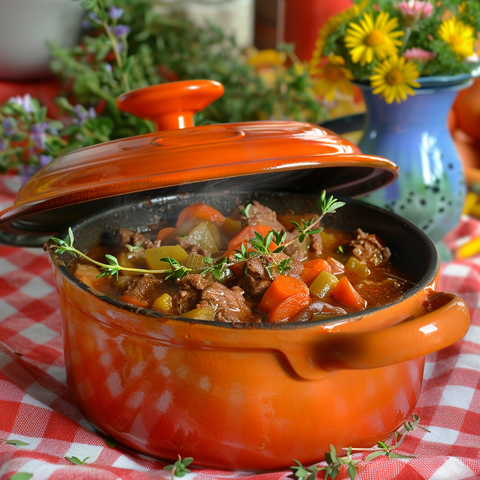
[116,80,224,131]
[282,293,470,380]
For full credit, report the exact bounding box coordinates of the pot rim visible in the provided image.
[49,193,440,331]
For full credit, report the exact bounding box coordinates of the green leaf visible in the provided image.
[66,456,89,465]
[365,450,386,462]
[105,436,117,448]
[329,444,338,463]
[347,463,357,480]
[388,453,416,460]
[5,439,30,447]
[9,474,33,480]
[290,459,315,480]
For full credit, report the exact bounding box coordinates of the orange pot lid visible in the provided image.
[0,80,398,244]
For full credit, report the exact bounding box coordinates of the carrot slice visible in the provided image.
[332,276,366,310]
[268,292,311,323]
[156,227,176,242]
[176,203,226,227]
[118,294,149,308]
[300,259,332,286]
[258,274,309,313]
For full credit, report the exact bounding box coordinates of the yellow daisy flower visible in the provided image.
[310,0,368,74]
[313,54,354,102]
[438,15,476,59]
[370,55,421,104]
[246,49,287,68]
[345,12,404,66]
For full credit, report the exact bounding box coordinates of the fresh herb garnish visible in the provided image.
[346,414,429,461]
[1,438,30,447]
[50,190,343,284]
[291,415,428,480]
[65,456,90,465]
[239,203,252,219]
[9,474,33,480]
[292,445,360,480]
[105,436,117,448]
[163,455,193,478]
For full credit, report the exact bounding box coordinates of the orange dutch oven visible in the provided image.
[0,80,470,471]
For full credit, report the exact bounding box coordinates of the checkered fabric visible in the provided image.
[1,179,480,479]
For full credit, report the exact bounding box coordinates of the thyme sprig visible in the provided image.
[292,445,360,480]
[163,455,193,479]
[51,229,172,279]
[285,191,345,247]
[231,230,292,278]
[291,415,429,480]
[348,414,430,462]
[50,191,344,283]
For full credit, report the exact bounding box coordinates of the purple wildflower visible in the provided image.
[117,42,124,54]
[3,118,15,136]
[73,104,97,125]
[0,139,7,151]
[108,6,124,20]
[73,105,89,125]
[8,93,33,113]
[30,122,48,150]
[81,19,93,29]
[39,154,52,167]
[88,11,100,23]
[104,63,113,73]
[113,25,131,38]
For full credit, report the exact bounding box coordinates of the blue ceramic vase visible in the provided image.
[356,76,471,255]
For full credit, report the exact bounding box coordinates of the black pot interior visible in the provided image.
[51,189,439,330]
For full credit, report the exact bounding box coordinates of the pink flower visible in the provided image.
[398,1,433,26]
[404,47,435,61]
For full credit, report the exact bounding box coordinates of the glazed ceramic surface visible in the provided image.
[49,191,470,470]
[0,81,397,244]
[0,80,470,469]
[355,77,471,248]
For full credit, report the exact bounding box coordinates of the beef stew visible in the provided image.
[64,193,415,324]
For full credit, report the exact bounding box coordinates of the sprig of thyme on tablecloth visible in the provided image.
[163,455,193,479]
[291,414,429,480]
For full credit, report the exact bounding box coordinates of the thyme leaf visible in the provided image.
[65,456,90,465]
[163,455,193,478]
[160,258,191,281]
[317,190,346,215]
[5,439,30,447]
[239,203,252,218]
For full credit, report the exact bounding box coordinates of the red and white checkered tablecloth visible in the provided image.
[2,180,480,480]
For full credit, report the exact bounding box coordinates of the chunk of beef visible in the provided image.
[309,233,323,256]
[118,228,153,249]
[176,236,210,257]
[241,201,286,231]
[238,252,304,298]
[283,232,322,261]
[350,229,391,266]
[124,274,162,303]
[283,233,306,261]
[173,274,206,313]
[174,274,261,323]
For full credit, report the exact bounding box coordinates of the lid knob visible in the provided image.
[116,80,224,131]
